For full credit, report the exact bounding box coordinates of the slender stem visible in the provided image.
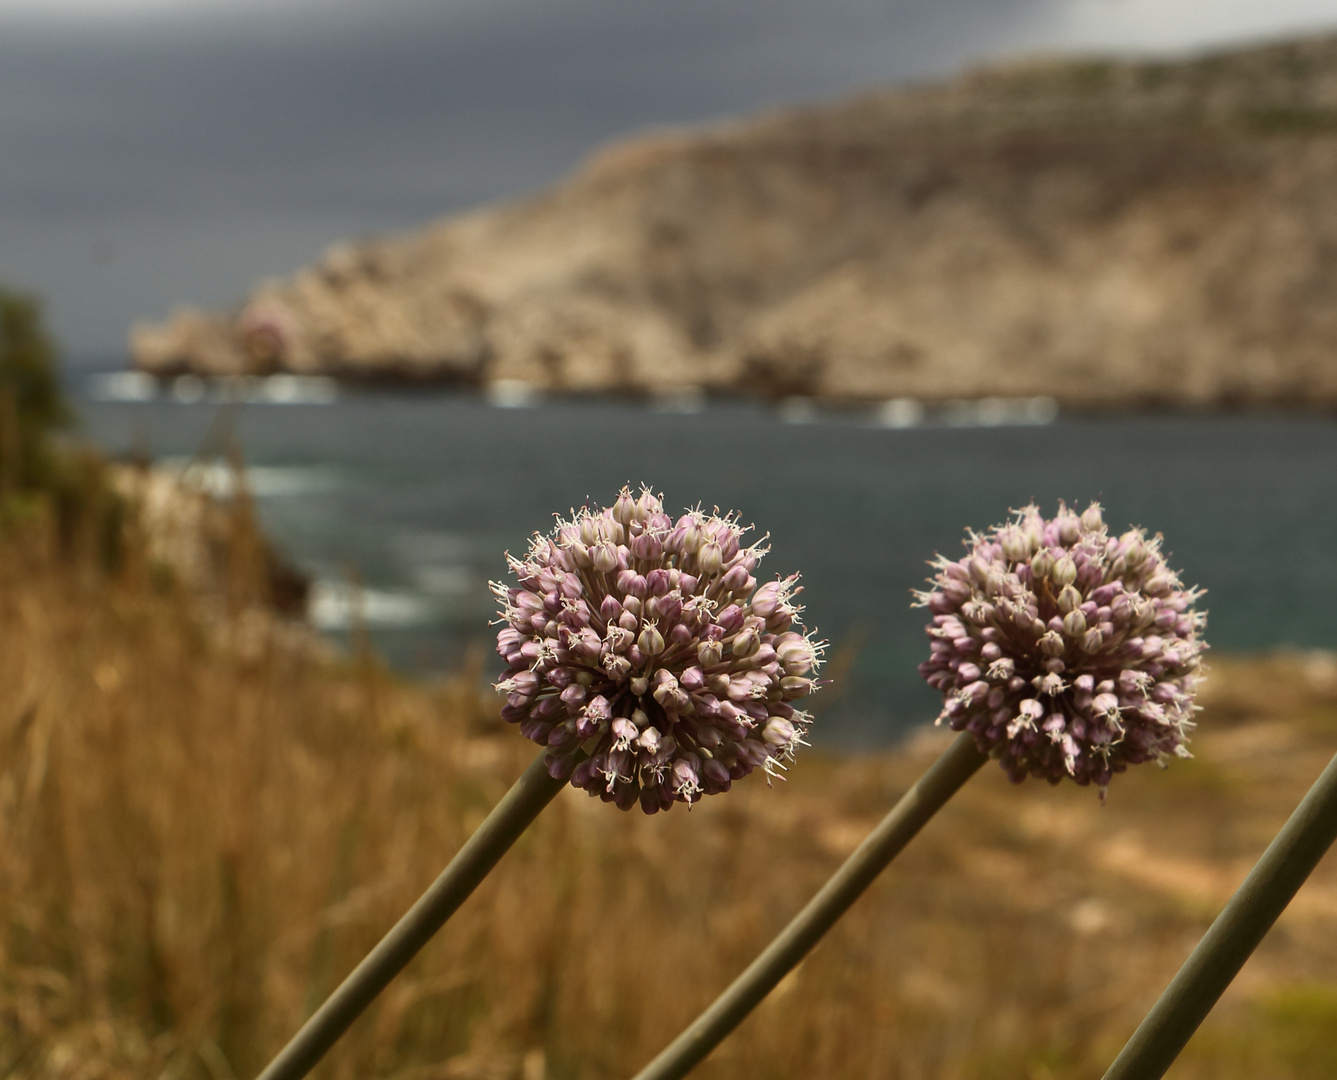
[631,732,988,1080]
[1103,748,1337,1080]
[256,750,566,1080]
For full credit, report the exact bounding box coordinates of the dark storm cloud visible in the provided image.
[0,0,1053,353]
[0,0,1049,223]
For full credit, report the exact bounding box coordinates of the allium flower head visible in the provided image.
[914,502,1207,793]
[493,485,824,813]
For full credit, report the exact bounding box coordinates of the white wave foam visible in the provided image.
[390,531,475,563]
[87,371,340,406]
[486,379,541,408]
[941,396,1059,427]
[85,371,158,402]
[872,398,926,429]
[307,581,435,630]
[220,375,340,405]
[411,565,475,597]
[158,458,342,499]
[650,386,706,413]
[778,396,818,424]
[172,374,208,403]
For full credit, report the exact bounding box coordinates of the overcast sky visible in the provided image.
[2,0,1335,360]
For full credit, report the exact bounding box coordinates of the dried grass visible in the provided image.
[2,500,1336,1080]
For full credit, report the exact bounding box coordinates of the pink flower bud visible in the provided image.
[613,489,637,525]
[646,568,672,596]
[720,565,750,593]
[763,716,795,747]
[731,628,760,659]
[716,604,744,632]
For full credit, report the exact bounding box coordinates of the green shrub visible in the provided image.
[0,286,68,494]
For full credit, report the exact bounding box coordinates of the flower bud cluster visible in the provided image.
[493,486,823,813]
[913,502,1207,792]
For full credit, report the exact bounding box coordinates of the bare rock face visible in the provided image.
[132,34,1337,407]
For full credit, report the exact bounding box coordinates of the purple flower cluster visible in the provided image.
[914,502,1207,792]
[493,486,823,813]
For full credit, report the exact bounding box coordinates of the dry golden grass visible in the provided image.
[2,500,1337,1080]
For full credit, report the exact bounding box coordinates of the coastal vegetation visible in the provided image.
[3,500,1337,1080]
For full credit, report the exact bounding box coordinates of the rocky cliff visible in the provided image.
[132,33,1337,407]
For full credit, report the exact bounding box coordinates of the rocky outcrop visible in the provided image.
[132,33,1337,408]
[110,462,309,616]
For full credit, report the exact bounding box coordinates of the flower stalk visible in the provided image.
[256,484,822,1080]
[1102,747,1337,1080]
[255,750,566,1080]
[630,732,988,1080]
[632,503,1205,1080]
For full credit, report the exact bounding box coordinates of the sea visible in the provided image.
[69,368,1337,747]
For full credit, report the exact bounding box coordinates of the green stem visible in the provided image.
[1102,748,1337,1080]
[256,750,566,1080]
[631,731,988,1080]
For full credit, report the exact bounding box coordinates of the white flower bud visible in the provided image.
[637,625,665,656]
[698,639,723,666]
[699,541,723,575]
[1039,630,1066,657]
[592,543,618,573]
[999,528,1031,563]
[1121,530,1147,567]
[1052,556,1078,587]
[613,489,637,525]
[1031,549,1054,580]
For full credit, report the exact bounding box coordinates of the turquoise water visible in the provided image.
[72,380,1337,746]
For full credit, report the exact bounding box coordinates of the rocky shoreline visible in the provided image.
[133,33,1337,409]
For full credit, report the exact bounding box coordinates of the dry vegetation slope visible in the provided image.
[3,506,1337,1080]
[133,33,1337,409]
